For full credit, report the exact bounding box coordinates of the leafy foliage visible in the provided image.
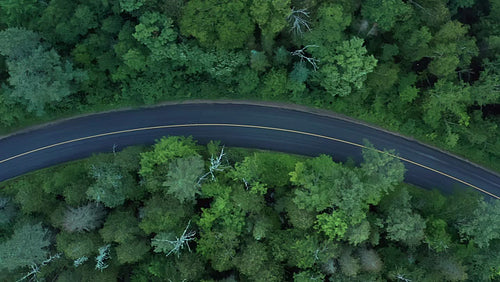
[0,140,498,280]
[0,28,86,115]
[163,155,204,203]
[0,222,51,271]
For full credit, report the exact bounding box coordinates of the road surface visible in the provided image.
[1,102,499,199]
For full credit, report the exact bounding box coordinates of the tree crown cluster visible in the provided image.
[0,136,499,281]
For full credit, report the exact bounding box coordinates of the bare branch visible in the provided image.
[396,274,412,282]
[288,8,311,37]
[197,146,227,185]
[152,221,196,257]
[291,45,320,71]
[95,244,111,271]
[17,253,61,282]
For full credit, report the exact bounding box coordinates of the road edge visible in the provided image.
[2,99,499,178]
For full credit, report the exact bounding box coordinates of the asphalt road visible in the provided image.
[1,102,499,199]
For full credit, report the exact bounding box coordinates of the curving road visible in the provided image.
[0,102,499,199]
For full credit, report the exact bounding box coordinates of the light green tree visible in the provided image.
[231,151,297,194]
[0,223,51,271]
[139,136,199,177]
[162,155,204,203]
[87,162,138,208]
[315,211,349,240]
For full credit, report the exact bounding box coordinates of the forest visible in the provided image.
[1,0,500,281]
[0,136,499,281]
[0,0,499,171]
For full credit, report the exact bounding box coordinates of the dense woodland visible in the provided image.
[0,136,499,281]
[0,0,500,281]
[0,0,499,170]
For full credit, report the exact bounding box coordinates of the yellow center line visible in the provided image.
[1,123,498,199]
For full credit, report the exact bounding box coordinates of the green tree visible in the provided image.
[315,211,349,240]
[87,161,138,208]
[234,240,275,280]
[393,24,432,62]
[162,155,204,203]
[231,151,298,194]
[471,58,500,107]
[43,162,91,206]
[99,209,143,244]
[360,140,406,204]
[345,219,371,246]
[457,200,500,248]
[197,184,246,271]
[115,239,150,264]
[56,231,102,260]
[0,222,51,271]
[312,37,377,97]
[133,12,177,61]
[0,28,86,115]
[289,234,323,269]
[119,0,145,12]
[304,4,351,46]
[139,136,199,177]
[361,0,411,31]
[380,187,426,247]
[428,21,478,78]
[0,197,17,228]
[250,50,270,72]
[139,194,194,234]
[36,0,100,44]
[290,155,341,212]
[284,198,316,230]
[10,177,57,216]
[250,0,290,52]
[0,0,41,27]
[293,270,325,282]
[180,0,254,49]
[424,218,452,252]
[261,68,289,99]
[422,80,471,135]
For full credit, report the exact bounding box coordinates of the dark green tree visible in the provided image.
[457,200,500,248]
[99,208,143,244]
[361,0,411,31]
[180,0,254,49]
